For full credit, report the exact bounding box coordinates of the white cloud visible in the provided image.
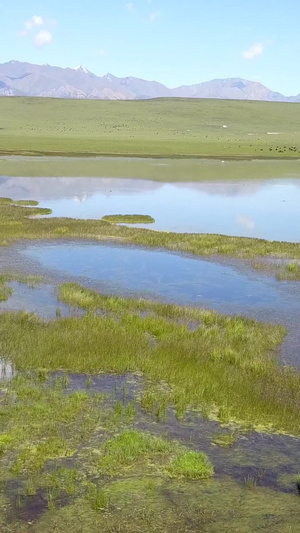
[126,2,135,13]
[237,215,255,230]
[34,30,52,47]
[149,10,160,21]
[242,42,263,60]
[22,15,44,36]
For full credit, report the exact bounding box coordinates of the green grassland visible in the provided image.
[1,96,300,159]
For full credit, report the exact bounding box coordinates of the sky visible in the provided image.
[1,0,300,95]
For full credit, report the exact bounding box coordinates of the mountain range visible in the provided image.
[0,60,299,102]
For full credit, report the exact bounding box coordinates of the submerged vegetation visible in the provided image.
[1,374,300,531]
[0,272,43,302]
[253,259,300,281]
[0,373,206,528]
[1,197,300,268]
[102,214,155,224]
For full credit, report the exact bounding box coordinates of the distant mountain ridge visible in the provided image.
[0,60,299,102]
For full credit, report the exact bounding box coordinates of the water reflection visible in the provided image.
[0,241,300,366]
[1,175,300,241]
[0,282,71,320]
[21,241,300,367]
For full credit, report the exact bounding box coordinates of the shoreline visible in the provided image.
[1,151,300,160]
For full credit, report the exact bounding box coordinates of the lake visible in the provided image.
[0,158,300,241]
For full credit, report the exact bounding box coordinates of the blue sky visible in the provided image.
[2,0,300,95]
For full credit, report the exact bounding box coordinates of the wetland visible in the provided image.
[1,157,300,531]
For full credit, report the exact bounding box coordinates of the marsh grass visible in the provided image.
[277,261,300,281]
[102,214,155,224]
[0,372,218,528]
[0,281,12,302]
[244,475,257,490]
[86,484,109,511]
[165,450,213,479]
[2,282,300,435]
[0,375,99,517]
[0,375,101,476]
[97,430,175,476]
[95,429,213,481]
[1,198,300,265]
[253,259,300,281]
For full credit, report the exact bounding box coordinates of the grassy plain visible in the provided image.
[1,97,300,159]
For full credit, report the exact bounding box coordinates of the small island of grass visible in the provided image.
[102,214,155,224]
[14,200,39,207]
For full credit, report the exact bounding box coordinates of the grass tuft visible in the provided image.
[165,450,213,479]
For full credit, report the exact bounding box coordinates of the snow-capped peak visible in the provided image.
[73,65,95,76]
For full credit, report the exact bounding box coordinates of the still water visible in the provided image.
[20,242,300,313]
[1,240,299,366]
[0,173,300,241]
